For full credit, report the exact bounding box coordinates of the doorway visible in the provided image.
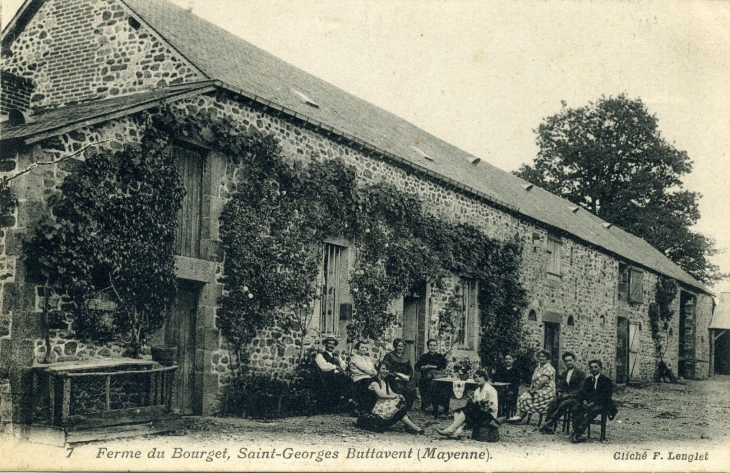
[165,279,201,415]
[616,317,628,383]
[628,321,640,381]
[543,322,560,371]
[403,284,427,371]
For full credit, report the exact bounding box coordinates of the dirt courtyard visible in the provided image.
[5,375,729,471]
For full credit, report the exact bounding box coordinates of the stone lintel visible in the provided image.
[174,255,216,283]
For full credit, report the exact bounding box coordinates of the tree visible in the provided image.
[514,94,725,285]
[26,138,184,358]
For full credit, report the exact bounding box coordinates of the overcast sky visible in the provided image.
[3,0,730,295]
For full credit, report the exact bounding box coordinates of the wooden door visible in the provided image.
[543,322,560,371]
[616,317,629,383]
[403,284,427,369]
[628,322,640,381]
[166,280,200,415]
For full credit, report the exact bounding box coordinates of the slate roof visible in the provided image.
[1,0,711,295]
[0,81,218,143]
[710,293,730,330]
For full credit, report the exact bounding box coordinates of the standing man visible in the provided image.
[315,337,350,412]
[539,351,585,434]
[415,339,447,414]
[570,359,613,443]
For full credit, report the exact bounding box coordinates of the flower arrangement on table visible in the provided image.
[451,356,481,380]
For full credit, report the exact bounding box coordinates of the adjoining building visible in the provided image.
[0,0,714,433]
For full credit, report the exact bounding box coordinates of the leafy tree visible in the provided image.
[515,94,725,285]
[25,137,184,358]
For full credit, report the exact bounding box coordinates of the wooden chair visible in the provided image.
[524,412,544,426]
[561,410,571,433]
[586,412,608,441]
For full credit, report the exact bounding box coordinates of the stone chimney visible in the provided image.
[0,71,35,116]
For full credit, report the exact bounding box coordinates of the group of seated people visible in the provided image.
[315,338,615,443]
[506,350,617,443]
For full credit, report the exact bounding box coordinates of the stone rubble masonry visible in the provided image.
[0,0,713,422]
[2,0,204,110]
[1,88,713,422]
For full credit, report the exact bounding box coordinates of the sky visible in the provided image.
[2,0,730,295]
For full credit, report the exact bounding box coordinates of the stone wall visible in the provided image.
[3,0,203,110]
[1,0,716,421]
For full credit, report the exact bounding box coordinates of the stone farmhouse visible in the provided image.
[0,0,714,430]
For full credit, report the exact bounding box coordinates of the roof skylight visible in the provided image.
[291,89,320,108]
[410,145,433,161]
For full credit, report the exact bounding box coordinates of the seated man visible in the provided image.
[315,337,350,412]
[570,359,613,443]
[414,339,447,414]
[539,351,585,434]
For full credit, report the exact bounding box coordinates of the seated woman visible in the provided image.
[382,338,417,409]
[355,361,425,434]
[436,369,499,439]
[349,340,378,410]
[414,338,447,414]
[492,353,522,417]
[508,349,556,423]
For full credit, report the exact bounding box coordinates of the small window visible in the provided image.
[599,315,605,326]
[618,263,629,301]
[528,309,537,321]
[628,269,644,303]
[567,315,575,326]
[546,234,562,276]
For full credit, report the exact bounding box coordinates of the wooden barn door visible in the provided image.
[616,317,629,383]
[166,280,201,415]
[628,322,641,381]
[403,284,427,369]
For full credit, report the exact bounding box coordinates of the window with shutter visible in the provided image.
[456,279,480,350]
[320,243,347,334]
[618,263,629,301]
[546,234,562,276]
[172,144,204,259]
[629,269,644,303]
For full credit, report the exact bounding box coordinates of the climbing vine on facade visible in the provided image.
[25,118,184,358]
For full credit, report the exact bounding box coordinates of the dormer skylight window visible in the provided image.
[568,206,579,213]
[410,145,433,161]
[602,223,613,229]
[292,89,320,108]
[471,158,481,165]
[522,184,534,191]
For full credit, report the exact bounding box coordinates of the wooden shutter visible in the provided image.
[172,145,204,259]
[547,235,562,276]
[629,269,644,303]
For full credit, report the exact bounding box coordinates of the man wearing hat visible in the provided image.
[315,337,350,412]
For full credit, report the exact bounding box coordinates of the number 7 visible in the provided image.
[66,447,74,458]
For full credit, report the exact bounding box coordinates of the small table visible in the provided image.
[430,378,478,418]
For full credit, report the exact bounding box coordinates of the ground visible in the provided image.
[4,376,730,471]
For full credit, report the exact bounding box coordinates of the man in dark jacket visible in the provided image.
[539,351,585,434]
[570,359,613,443]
